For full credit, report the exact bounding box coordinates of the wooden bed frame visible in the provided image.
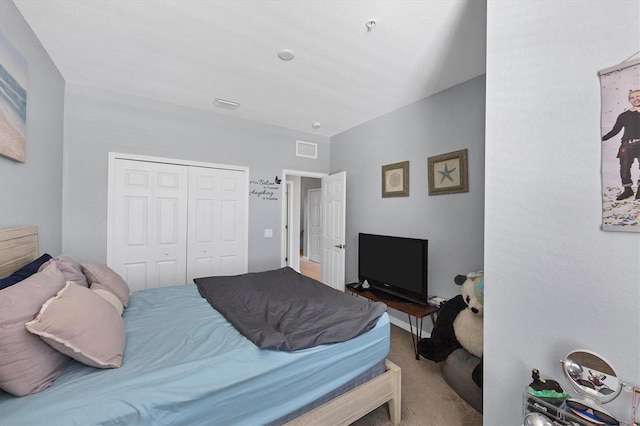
[0,226,401,425]
[0,226,39,279]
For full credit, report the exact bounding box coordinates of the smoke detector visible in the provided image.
[278,49,295,61]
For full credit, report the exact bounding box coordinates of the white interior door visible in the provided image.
[111,159,188,292]
[187,166,247,283]
[308,188,322,263]
[321,171,346,291]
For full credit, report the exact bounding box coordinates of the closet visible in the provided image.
[107,154,248,292]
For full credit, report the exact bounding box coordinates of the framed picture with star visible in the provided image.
[381,160,409,198]
[427,149,468,195]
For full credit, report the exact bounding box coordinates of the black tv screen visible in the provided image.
[358,233,428,305]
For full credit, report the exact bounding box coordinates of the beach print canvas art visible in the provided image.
[0,32,27,163]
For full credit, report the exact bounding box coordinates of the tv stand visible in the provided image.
[345,287,439,360]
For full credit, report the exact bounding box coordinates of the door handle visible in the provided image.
[334,244,346,249]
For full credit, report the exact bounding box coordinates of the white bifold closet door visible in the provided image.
[187,166,246,284]
[110,158,247,292]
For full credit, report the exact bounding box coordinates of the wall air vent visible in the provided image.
[296,140,318,159]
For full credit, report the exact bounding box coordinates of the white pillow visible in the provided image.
[26,281,126,369]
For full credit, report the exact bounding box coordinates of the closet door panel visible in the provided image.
[187,167,247,283]
[195,199,214,241]
[111,159,188,292]
[220,255,238,275]
[220,200,237,241]
[125,196,148,246]
[122,263,147,288]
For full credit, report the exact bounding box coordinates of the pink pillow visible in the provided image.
[39,256,88,288]
[81,263,130,307]
[26,281,125,369]
[0,263,70,396]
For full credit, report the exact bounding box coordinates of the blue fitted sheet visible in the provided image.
[0,284,390,425]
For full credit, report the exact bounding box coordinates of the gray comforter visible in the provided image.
[194,267,387,351]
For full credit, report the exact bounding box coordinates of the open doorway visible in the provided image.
[281,170,325,281]
[300,185,321,281]
[282,169,347,290]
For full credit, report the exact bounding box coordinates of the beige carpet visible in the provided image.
[351,325,483,426]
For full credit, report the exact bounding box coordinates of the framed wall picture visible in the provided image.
[382,161,409,198]
[0,32,28,163]
[427,149,468,195]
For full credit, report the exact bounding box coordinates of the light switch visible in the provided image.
[264,229,273,238]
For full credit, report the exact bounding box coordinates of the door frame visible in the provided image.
[285,181,294,268]
[280,170,327,272]
[107,152,250,272]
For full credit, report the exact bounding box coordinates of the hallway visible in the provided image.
[300,257,321,281]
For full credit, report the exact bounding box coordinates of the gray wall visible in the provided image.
[485,1,640,424]
[62,83,329,271]
[0,1,64,255]
[331,75,486,327]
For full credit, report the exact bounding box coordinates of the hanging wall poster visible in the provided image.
[0,32,27,163]
[600,58,640,232]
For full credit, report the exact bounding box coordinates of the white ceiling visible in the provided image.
[13,0,486,137]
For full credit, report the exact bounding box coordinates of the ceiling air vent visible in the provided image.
[296,141,318,159]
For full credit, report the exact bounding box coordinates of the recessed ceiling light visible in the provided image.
[213,98,240,110]
[312,122,322,129]
[278,49,295,61]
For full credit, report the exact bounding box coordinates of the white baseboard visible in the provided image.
[388,313,432,339]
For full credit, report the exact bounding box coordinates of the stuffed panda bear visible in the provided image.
[417,271,483,387]
[453,271,483,358]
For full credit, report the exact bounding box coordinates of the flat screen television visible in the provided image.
[358,233,428,305]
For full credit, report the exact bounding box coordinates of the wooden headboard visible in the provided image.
[0,226,39,279]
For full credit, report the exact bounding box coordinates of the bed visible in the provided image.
[0,226,401,425]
